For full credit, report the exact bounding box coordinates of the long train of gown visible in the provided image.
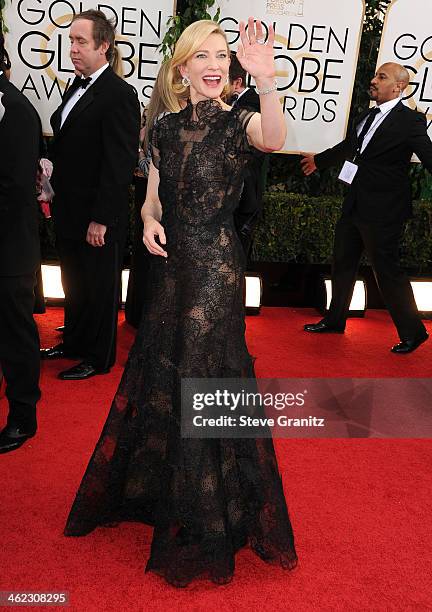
[64,100,298,587]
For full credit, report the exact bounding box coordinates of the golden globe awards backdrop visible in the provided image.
[3,0,175,134]
[377,0,432,149]
[4,0,430,149]
[211,0,365,154]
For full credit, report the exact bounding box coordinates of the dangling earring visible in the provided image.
[182,76,191,87]
[225,76,229,85]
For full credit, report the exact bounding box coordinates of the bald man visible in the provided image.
[301,63,432,353]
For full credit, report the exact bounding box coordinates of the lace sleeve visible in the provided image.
[238,108,256,131]
[236,108,259,158]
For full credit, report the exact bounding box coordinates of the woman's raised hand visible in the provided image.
[237,17,275,80]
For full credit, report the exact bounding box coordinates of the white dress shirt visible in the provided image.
[356,96,402,153]
[60,63,109,128]
[235,87,250,102]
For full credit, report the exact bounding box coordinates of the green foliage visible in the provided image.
[402,199,432,270]
[252,192,432,271]
[38,190,432,271]
[160,0,220,58]
[0,0,7,32]
[420,174,432,200]
[252,193,342,263]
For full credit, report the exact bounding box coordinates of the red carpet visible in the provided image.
[1,307,432,611]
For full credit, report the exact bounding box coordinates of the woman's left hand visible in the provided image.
[237,17,275,80]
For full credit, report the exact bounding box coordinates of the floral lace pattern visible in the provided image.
[64,100,297,587]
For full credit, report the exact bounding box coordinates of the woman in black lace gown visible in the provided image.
[64,18,298,587]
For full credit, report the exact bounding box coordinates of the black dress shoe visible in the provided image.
[304,320,345,333]
[40,344,80,360]
[391,333,429,354]
[55,325,65,332]
[58,361,110,380]
[40,343,67,360]
[0,425,36,454]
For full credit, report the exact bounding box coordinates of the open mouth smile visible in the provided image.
[202,75,222,87]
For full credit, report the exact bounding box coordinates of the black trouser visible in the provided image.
[234,160,265,260]
[0,273,40,430]
[324,214,426,340]
[57,238,123,370]
[34,265,46,314]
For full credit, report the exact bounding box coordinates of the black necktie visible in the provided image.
[357,107,381,150]
[80,77,92,89]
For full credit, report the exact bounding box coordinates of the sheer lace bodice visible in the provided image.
[64,99,298,587]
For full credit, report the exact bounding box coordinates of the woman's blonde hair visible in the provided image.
[142,59,183,151]
[168,20,231,102]
[110,46,124,78]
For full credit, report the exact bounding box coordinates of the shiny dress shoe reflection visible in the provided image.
[40,344,81,360]
[0,424,36,454]
[391,332,429,354]
[58,361,110,380]
[303,320,345,333]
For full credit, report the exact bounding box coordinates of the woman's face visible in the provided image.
[179,33,230,103]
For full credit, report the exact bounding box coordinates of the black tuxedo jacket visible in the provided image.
[236,87,261,113]
[315,101,432,223]
[50,66,140,241]
[0,73,41,276]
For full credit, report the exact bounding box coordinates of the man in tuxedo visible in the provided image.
[0,36,41,453]
[228,52,266,258]
[301,63,432,353]
[40,10,140,379]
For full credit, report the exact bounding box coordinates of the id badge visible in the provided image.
[338,160,358,185]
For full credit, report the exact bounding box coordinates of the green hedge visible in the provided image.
[40,191,432,272]
[252,192,432,272]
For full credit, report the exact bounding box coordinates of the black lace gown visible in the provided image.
[64,100,298,587]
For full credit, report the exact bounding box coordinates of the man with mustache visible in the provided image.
[301,62,432,353]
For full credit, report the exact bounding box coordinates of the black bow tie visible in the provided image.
[229,93,239,105]
[80,77,92,89]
